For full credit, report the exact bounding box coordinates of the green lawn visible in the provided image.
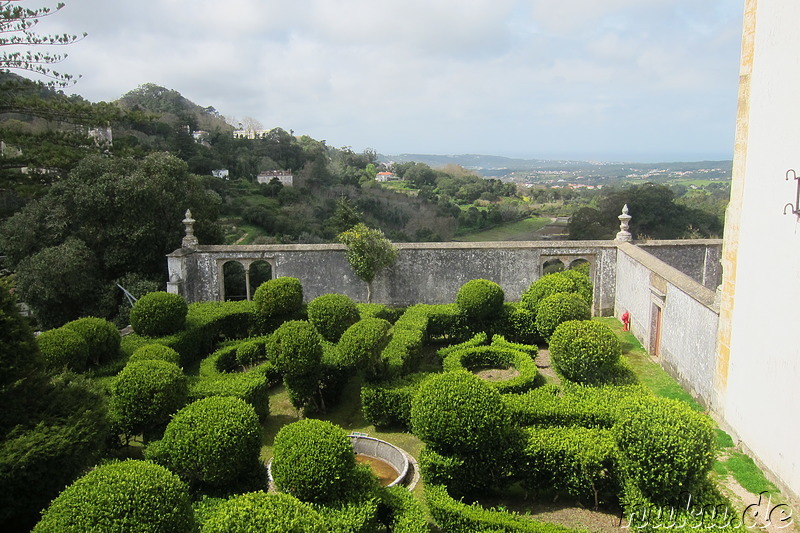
[455,217,552,242]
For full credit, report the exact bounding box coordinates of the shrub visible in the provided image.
[498,303,539,344]
[36,328,89,372]
[128,344,181,365]
[521,271,591,312]
[613,397,716,503]
[442,345,538,394]
[129,291,188,337]
[33,460,195,533]
[361,372,430,429]
[411,371,512,456]
[236,340,265,367]
[253,277,303,318]
[272,419,372,505]
[108,359,187,439]
[436,332,488,360]
[491,334,538,359]
[518,426,619,506]
[425,484,574,533]
[426,304,467,341]
[377,305,430,380]
[202,491,327,533]
[62,317,120,365]
[148,396,262,489]
[337,318,391,369]
[268,320,322,376]
[379,485,429,533]
[549,320,621,383]
[455,279,504,321]
[534,292,590,342]
[307,293,360,342]
[561,269,593,305]
[190,370,271,420]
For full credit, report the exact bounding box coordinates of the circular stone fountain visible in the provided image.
[349,434,410,487]
[267,434,415,490]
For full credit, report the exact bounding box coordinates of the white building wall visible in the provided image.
[719,0,800,498]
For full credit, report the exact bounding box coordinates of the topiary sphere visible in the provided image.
[410,371,511,456]
[36,327,89,372]
[307,293,360,342]
[63,317,120,366]
[150,396,262,488]
[202,491,327,533]
[271,419,361,504]
[520,272,584,312]
[236,340,265,367]
[129,291,188,337]
[253,277,304,318]
[109,359,187,437]
[336,318,391,368]
[128,344,181,366]
[267,320,322,376]
[33,460,195,533]
[549,320,621,383]
[455,279,505,321]
[613,397,716,502]
[534,292,591,342]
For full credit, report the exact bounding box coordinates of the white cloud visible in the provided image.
[26,0,744,161]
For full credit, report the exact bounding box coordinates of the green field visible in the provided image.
[454,217,552,242]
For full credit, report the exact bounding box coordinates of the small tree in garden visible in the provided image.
[129,291,188,337]
[62,317,120,366]
[33,460,196,533]
[456,279,504,321]
[338,223,398,303]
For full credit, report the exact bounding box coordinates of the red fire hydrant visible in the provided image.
[621,311,630,332]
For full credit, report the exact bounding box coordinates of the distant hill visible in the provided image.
[116,83,232,132]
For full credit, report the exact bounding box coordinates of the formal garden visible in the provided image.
[1,267,782,532]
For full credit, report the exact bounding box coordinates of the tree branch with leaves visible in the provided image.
[0,1,86,87]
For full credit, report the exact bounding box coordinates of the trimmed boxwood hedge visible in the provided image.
[411,371,512,456]
[36,327,89,372]
[271,419,370,505]
[33,460,195,533]
[455,279,504,321]
[201,491,327,533]
[613,397,716,503]
[62,317,120,366]
[376,304,430,380]
[436,332,488,360]
[520,271,592,312]
[425,484,575,533]
[108,359,187,439]
[441,345,538,394]
[518,426,619,506]
[491,333,538,359]
[549,320,621,383]
[360,372,431,429]
[534,292,591,341]
[378,485,429,533]
[336,317,391,370]
[307,293,360,342]
[128,344,181,365]
[253,277,303,319]
[130,291,188,337]
[147,396,263,490]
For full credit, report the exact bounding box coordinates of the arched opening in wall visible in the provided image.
[569,258,590,275]
[223,261,247,301]
[249,260,272,295]
[542,258,565,275]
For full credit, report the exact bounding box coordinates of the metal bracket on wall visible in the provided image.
[783,169,800,217]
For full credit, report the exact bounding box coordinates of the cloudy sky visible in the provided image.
[37,0,743,162]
